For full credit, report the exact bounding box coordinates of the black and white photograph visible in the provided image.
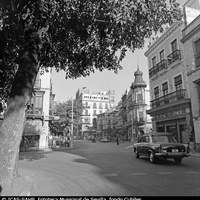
[0,0,200,197]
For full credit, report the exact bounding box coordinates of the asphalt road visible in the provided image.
[19,140,200,196]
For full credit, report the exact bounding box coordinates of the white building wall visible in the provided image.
[39,68,51,149]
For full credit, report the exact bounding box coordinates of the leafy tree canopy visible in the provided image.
[49,100,83,136]
[0,0,182,100]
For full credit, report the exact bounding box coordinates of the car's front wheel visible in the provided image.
[149,151,156,164]
[174,158,182,164]
[135,149,140,158]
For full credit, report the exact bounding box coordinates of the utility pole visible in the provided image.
[70,97,73,148]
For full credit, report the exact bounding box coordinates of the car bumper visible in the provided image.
[155,152,191,158]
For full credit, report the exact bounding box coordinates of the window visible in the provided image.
[195,39,200,68]
[85,109,89,115]
[154,87,159,99]
[93,102,97,108]
[154,86,159,106]
[105,103,108,109]
[174,75,182,90]
[137,93,143,102]
[33,93,43,114]
[162,82,168,96]
[139,111,143,121]
[171,39,177,52]
[99,103,103,109]
[162,82,169,104]
[174,75,183,99]
[160,50,165,61]
[152,56,156,67]
[93,110,96,115]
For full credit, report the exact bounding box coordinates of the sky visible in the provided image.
[52,47,149,104]
[51,0,188,104]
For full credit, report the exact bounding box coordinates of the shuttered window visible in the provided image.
[154,86,159,94]
[174,75,182,86]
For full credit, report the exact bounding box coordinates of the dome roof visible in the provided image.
[131,66,147,89]
[134,68,143,76]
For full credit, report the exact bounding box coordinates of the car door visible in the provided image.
[139,136,147,155]
[142,136,150,155]
[137,136,144,154]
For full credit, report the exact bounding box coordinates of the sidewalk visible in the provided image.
[12,146,200,196]
[12,146,70,196]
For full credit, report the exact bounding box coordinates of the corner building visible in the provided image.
[181,6,200,151]
[145,20,193,143]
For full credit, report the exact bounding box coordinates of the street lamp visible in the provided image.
[70,96,74,148]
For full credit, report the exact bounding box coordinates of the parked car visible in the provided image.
[100,137,109,143]
[133,132,190,164]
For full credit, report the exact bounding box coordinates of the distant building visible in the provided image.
[75,88,115,138]
[96,108,118,139]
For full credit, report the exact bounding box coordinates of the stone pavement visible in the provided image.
[10,145,200,196]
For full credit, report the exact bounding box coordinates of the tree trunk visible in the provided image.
[0,44,40,195]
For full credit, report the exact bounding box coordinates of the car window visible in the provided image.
[140,136,149,143]
[152,135,177,143]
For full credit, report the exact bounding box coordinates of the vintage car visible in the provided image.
[100,137,109,143]
[133,132,190,164]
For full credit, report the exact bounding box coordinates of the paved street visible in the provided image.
[18,140,200,196]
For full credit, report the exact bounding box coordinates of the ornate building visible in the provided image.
[76,88,115,138]
[126,67,151,141]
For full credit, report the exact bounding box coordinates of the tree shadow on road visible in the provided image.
[19,150,50,162]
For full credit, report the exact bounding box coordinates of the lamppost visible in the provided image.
[70,96,74,148]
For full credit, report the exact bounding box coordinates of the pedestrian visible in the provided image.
[116,134,119,145]
[181,129,190,145]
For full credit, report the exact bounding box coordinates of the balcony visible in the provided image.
[26,108,43,119]
[167,50,181,65]
[150,89,188,109]
[149,60,167,78]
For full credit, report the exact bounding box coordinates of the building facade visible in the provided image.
[181,13,200,151]
[76,88,115,138]
[24,68,55,150]
[126,68,151,141]
[145,19,193,144]
[96,108,118,139]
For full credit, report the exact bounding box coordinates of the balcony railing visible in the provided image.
[167,50,181,65]
[26,108,43,119]
[149,60,167,78]
[150,89,187,109]
[149,50,181,78]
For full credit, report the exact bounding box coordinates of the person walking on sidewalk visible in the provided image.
[116,134,119,145]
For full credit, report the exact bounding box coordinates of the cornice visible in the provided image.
[181,15,200,43]
[145,21,183,57]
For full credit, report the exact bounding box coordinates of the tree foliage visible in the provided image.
[0,0,182,100]
[0,0,183,195]
[49,100,83,136]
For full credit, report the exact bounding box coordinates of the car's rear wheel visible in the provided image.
[149,151,156,164]
[135,149,140,158]
[174,158,182,164]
